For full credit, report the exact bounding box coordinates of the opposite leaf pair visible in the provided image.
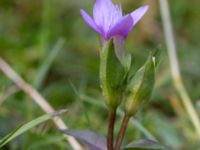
[62,129,168,150]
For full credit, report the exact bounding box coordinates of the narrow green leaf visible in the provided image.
[123,139,167,150]
[34,39,64,89]
[100,39,125,109]
[38,0,54,57]
[0,110,66,147]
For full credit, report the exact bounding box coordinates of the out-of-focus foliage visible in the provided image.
[0,0,200,149]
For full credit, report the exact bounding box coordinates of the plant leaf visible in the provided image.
[123,139,168,150]
[100,39,126,109]
[0,110,66,147]
[62,129,106,150]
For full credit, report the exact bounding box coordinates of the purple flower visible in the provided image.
[80,0,148,41]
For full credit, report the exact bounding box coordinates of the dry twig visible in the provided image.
[0,57,83,150]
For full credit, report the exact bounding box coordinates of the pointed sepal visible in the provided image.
[100,39,126,110]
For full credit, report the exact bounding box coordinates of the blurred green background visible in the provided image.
[0,0,200,149]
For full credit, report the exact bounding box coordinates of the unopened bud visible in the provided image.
[125,49,159,116]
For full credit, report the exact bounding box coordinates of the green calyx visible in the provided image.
[99,39,126,110]
[125,49,159,116]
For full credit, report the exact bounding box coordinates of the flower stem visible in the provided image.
[107,109,116,150]
[115,114,130,150]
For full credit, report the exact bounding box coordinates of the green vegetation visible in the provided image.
[0,0,200,149]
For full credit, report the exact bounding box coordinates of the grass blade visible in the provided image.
[33,39,65,89]
[0,110,66,147]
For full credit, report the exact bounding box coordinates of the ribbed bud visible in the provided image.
[125,49,159,116]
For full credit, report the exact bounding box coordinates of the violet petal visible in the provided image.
[93,0,122,33]
[107,15,133,39]
[80,9,102,34]
[131,5,149,26]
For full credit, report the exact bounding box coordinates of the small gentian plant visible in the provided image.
[62,0,165,150]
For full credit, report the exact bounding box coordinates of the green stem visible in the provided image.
[107,109,116,150]
[115,114,130,150]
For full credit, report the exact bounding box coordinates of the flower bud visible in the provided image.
[125,49,159,116]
